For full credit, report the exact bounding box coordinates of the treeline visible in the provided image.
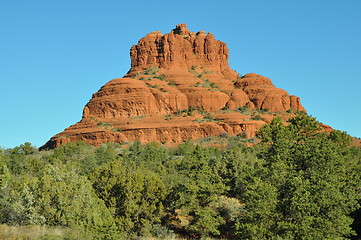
[1,114,361,239]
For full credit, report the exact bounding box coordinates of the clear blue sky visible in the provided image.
[1,0,360,148]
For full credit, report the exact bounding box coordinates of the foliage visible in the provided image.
[210,82,218,88]
[237,105,248,113]
[153,74,166,81]
[90,160,167,237]
[0,225,73,240]
[0,163,118,239]
[237,114,361,239]
[143,66,159,75]
[0,119,360,239]
[97,121,112,128]
[250,114,264,121]
[167,81,176,86]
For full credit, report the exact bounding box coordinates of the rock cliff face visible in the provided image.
[42,24,305,149]
[128,23,237,80]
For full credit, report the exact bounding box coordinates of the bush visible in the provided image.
[97,122,112,128]
[144,66,159,75]
[220,132,229,138]
[237,105,248,112]
[90,162,166,237]
[251,114,264,121]
[111,128,122,133]
[154,74,166,81]
[210,82,218,88]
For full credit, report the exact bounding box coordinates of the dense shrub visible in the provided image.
[0,114,360,239]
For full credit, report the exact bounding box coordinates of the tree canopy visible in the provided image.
[0,113,360,239]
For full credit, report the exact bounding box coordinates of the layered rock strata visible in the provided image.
[42,24,305,148]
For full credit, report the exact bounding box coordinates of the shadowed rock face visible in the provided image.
[42,24,305,149]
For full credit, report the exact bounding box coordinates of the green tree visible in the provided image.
[0,161,118,239]
[122,141,170,175]
[90,160,167,237]
[53,141,122,175]
[39,163,119,239]
[166,145,229,237]
[236,114,361,239]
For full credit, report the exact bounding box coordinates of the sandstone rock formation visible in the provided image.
[42,24,305,149]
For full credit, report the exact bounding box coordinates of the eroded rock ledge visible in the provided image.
[42,24,305,149]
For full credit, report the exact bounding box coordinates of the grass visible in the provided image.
[153,74,166,81]
[193,112,220,123]
[202,69,213,74]
[143,66,159,75]
[237,105,249,113]
[251,114,264,121]
[130,115,147,120]
[188,67,221,90]
[255,108,270,114]
[131,66,167,81]
[0,224,72,240]
[111,128,123,133]
[97,121,112,128]
[210,82,218,89]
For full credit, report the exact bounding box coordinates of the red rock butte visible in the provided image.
[42,24,305,149]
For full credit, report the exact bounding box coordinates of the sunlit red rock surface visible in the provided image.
[42,24,306,149]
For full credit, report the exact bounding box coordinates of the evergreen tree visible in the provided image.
[90,160,166,237]
[236,114,361,239]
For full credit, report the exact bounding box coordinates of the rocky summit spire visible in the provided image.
[41,24,305,149]
[172,23,191,36]
[128,23,238,80]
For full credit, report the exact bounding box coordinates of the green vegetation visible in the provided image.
[188,66,220,91]
[175,106,205,117]
[194,112,220,123]
[167,81,176,87]
[153,74,166,81]
[97,121,112,128]
[221,105,229,111]
[250,114,264,121]
[143,66,159,75]
[130,115,147,120]
[255,108,271,115]
[191,81,201,87]
[111,128,122,133]
[1,114,361,239]
[237,105,249,113]
[203,69,213,74]
[131,66,169,83]
[210,82,218,89]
